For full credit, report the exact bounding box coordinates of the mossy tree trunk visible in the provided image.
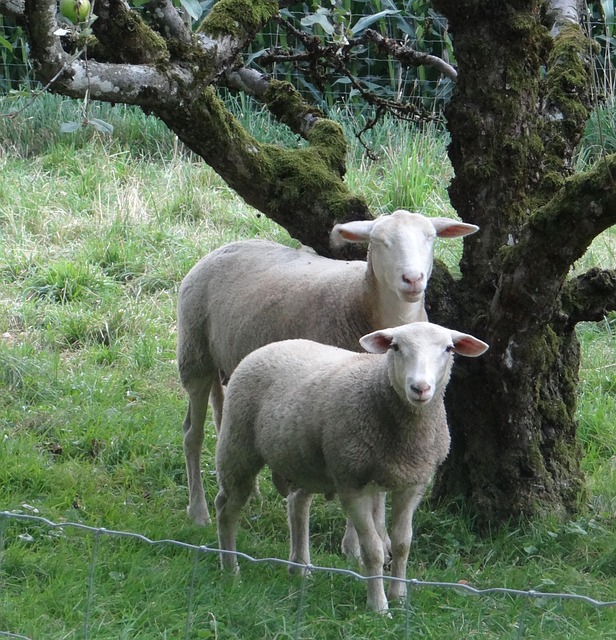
[425,0,616,519]
[8,0,616,521]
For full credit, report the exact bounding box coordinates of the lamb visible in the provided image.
[177,210,479,532]
[215,321,489,612]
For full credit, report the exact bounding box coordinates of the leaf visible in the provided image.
[350,9,400,36]
[300,10,335,36]
[0,35,14,52]
[60,121,81,133]
[87,118,114,134]
[246,48,266,65]
[179,0,203,21]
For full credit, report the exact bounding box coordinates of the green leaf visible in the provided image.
[0,34,14,53]
[60,121,81,133]
[88,118,114,134]
[179,0,203,21]
[301,10,335,36]
[350,9,400,36]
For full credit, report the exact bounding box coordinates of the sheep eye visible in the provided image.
[391,343,399,352]
[446,345,455,354]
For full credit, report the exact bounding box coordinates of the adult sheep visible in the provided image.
[177,210,478,533]
[215,322,489,612]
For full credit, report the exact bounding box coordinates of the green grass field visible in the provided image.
[0,93,615,639]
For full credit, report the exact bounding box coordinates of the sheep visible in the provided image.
[177,209,478,535]
[214,321,489,612]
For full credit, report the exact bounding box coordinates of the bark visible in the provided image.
[426,0,612,521]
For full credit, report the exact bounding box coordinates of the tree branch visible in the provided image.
[546,0,581,36]
[16,0,372,254]
[562,268,616,326]
[90,0,169,64]
[361,29,457,81]
[143,0,192,44]
[0,0,24,20]
[489,154,616,342]
[539,19,594,196]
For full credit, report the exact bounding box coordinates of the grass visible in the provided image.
[0,92,615,639]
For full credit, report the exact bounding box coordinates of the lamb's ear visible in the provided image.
[330,219,376,247]
[450,331,489,357]
[360,330,395,354]
[431,218,479,239]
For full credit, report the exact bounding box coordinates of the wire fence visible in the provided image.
[1,510,615,639]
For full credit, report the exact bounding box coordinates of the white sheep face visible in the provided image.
[330,210,479,304]
[360,322,489,407]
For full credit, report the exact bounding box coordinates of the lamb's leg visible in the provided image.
[216,430,263,573]
[287,488,314,574]
[215,481,253,573]
[340,492,388,613]
[372,493,392,563]
[182,379,213,525]
[341,493,391,566]
[387,485,425,602]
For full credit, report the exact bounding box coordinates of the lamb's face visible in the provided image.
[389,324,455,405]
[359,322,489,407]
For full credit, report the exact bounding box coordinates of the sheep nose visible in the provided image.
[402,273,424,286]
[411,382,431,397]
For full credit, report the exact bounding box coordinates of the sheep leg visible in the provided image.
[341,493,391,566]
[387,485,425,602]
[215,482,253,573]
[287,488,314,574]
[209,372,225,432]
[182,380,212,525]
[340,492,388,613]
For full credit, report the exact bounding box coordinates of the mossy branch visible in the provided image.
[489,155,616,342]
[154,87,369,256]
[92,0,169,64]
[540,22,594,189]
[562,268,616,326]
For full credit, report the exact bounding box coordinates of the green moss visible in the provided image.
[93,9,168,64]
[200,0,278,39]
[184,87,364,236]
[538,22,594,197]
[264,80,323,124]
[262,81,347,174]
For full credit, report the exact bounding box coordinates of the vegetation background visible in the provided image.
[1,2,616,638]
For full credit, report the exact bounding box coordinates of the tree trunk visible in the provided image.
[427,0,596,520]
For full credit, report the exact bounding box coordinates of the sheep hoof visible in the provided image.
[187,504,211,526]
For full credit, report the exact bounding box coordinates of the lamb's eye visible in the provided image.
[446,344,455,353]
[391,343,399,352]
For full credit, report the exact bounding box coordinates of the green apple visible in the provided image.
[59,0,91,24]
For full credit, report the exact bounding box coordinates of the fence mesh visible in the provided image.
[1,511,615,639]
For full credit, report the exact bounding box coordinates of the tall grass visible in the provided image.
[0,92,615,639]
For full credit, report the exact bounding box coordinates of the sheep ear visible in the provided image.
[360,330,394,354]
[450,331,489,357]
[330,219,376,247]
[431,218,479,238]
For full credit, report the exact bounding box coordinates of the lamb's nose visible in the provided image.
[402,273,424,286]
[411,382,431,397]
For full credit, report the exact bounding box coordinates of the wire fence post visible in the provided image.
[403,578,416,640]
[184,545,205,640]
[0,511,6,576]
[293,567,310,640]
[82,528,102,640]
[515,595,531,640]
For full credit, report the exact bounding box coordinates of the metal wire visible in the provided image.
[1,509,615,640]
